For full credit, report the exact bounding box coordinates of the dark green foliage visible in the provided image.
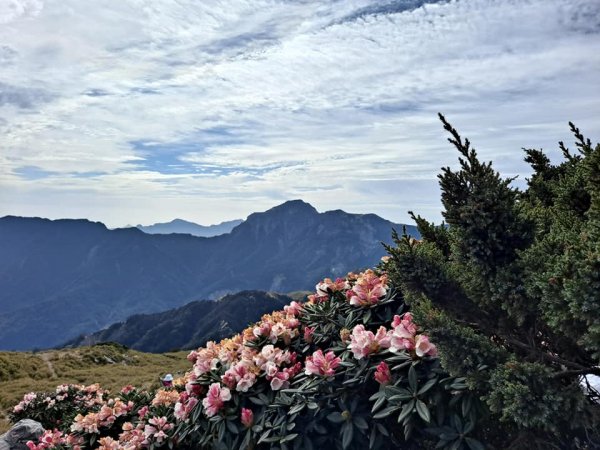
[386,116,600,448]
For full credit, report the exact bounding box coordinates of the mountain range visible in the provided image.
[0,200,417,350]
[136,218,243,237]
[66,291,296,353]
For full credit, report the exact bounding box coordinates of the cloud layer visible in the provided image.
[1,0,599,226]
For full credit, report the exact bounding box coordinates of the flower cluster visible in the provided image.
[26,430,68,450]
[151,389,180,407]
[345,270,388,307]
[14,392,37,414]
[202,383,231,417]
[305,350,342,376]
[347,313,437,360]
[143,416,173,445]
[11,384,109,433]
[348,325,391,359]
[71,398,133,434]
[390,313,437,357]
[17,266,446,450]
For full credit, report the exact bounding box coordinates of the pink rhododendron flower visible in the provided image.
[120,385,135,394]
[348,325,391,359]
[152,389,180,406]
[303,326,315,343]
[144,416,173,444]
[415,334,438,357]
[202,383,231,417]
[119,423,145,449]
[241,408,254,428]
[307,293,328,304]
[374,361,392,385]
[27,430,66,450]
[390,313,418,352]
[185,382,204,397]
[305,350,341,377]
[253,322,271,338]
[316,277,349,297]
[14,392,37,413]
[222,362,258,392]
[389,313,437,357]
[284,301,303,316]
[391,313,417,333]
[270,371,291,390]
[174,393,199,421]
[187,350,199,363]
[193,342,220,376]
[346,270,388,307]
[138,405,149,420]
[97,437,119,450]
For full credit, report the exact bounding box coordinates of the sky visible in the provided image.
[1,0,599,228]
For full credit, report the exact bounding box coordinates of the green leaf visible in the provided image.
[289,403,305,415]
[341,422,354,449]
[327,412,345,423]
[353,416,368,430]
[449,440,462,450]
[418,377,438,396]
[408,365,418,392]
[376,423,389,436]
[281,433,299,443]
[226,420,238,434]
[258,430,272,444]
[462,395,473,417]
[440,432,459,440]
[465,437,485,450]
[373,405,401,419]
[391,361,412,371]
[463,420,475,435]
[371,395,386,413]
[369,426,377,449]
[398,400,415,423]
[415,400,431,423]
[369,390,383,401]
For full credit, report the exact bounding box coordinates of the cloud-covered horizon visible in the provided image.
[1,0,599,227]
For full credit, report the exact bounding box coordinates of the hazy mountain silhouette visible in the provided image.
[136,218,243,237]
[0,200,418,350]
[65,291,294,353]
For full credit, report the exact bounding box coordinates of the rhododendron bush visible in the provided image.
[13,268,484,449]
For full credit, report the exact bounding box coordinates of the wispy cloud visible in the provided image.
[0,0,599,226]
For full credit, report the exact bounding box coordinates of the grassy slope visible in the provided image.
[0,344,190,433]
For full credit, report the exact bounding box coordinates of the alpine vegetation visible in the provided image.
[13,268,473,449]
[385,115,600,448]
[12,116,600,449]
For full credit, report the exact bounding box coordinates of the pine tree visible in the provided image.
[386,115,600,448]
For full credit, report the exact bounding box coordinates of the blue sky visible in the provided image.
[1,0,599,227]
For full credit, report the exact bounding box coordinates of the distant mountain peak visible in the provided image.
[247,200,318,219]
[276,199,317,210]
[0,203,418,350]
[136,218,243,237]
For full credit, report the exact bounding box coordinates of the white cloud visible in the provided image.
[0,0,599,226]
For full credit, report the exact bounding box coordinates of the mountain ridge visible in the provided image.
[136,218,243,237]
[64,290,295,353]
[0,200,418,350]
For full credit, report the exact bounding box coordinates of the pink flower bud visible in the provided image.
[303,326,314,343]
[241,408,254,428]
[374,361,392,385]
